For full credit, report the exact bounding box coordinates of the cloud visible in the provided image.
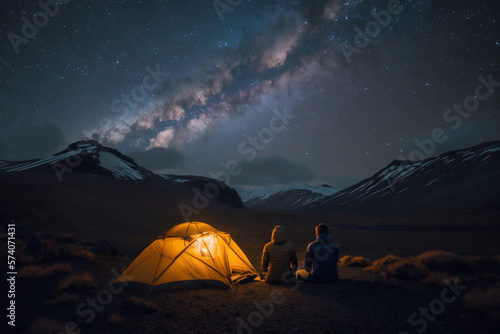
[127,147,184,171]
[230,156,316,186]
[0,124,66,161]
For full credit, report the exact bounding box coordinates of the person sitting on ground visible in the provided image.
[296,223,339,283]
[261,225,298,284]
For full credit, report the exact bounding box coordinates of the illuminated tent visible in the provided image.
[116,222,259,290]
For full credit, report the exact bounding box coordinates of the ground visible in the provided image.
[4,208,500,334]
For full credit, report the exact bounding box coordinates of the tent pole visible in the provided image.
[184,251,232,287]
[151,239,198,285]
[219,235,258,276]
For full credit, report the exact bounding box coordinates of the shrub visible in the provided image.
[58,274,96,292]
[19,263,72,279]
[339,255,371,267]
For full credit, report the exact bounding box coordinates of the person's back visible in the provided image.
[297,224,339,283]
[261,225,297,284]
[305,233,338,282]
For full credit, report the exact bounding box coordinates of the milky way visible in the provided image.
[1,0,499,187]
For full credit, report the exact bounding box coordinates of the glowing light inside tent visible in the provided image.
[191,233,217,257]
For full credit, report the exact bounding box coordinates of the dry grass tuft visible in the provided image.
[45,292,80,306]
[18,263,72,279]
[461,274,500,287]
[107,313,124,325]
[43,241,95,261]
[421,272,460,286]
[364,254,403,271]
[365,251,498,281]
[364,254,429,280]
[388,260,429,280]
[29,317,65,334]
[339,255,371,267]
[463,283,500,325]
[415,251,479,272]
[58,273,96,292]
[463,284,500,311]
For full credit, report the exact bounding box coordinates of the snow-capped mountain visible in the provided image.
[161,174,244,208]
[2,139,499,215]
[236,183,339,210]
[0,140,154,181]
[235,185,281,203]
[0,140,244,209]
[305,140,500,214]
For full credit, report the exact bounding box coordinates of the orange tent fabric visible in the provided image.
[116,222,259,290]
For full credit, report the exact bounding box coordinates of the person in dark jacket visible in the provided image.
[296,223,338,283]
[261,225,298,284]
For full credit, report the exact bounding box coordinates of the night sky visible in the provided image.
[1,0,499,188]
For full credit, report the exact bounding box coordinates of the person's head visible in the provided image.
[315,223,328,236]
[271,225,286,244]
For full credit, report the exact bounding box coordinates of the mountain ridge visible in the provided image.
[1,139,499,215]
[0,140,244,210]
[304,139,500,214]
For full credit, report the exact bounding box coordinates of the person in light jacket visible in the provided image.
[296,223,338,283]
[261,225,298,284]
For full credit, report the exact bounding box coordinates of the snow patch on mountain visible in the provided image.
[0,148,89,172]
[280,182,339,196]
[235,186,280,202]
[0,141,147,181]
[235,182,340,209]
[98,151,144,180]
[304,140,500,213]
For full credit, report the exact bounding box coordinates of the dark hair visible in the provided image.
[315,223,328,236]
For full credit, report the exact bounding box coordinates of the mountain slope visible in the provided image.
[0,140,155,181]
[161,174,244,208]
[237,183,339,210]
[305,140,500,214]
[0,140,244,218]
